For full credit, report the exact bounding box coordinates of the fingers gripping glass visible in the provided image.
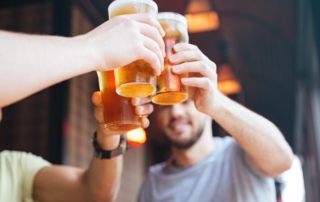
[108,0,158,98]
[152,12,189,105]
[97,71,141,133]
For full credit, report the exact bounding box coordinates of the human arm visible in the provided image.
[170,43,293,177]
[0,13,164,108]
[32,92,153,202]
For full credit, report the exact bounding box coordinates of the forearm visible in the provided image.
[0,30,95,107]
[210,92,293,177]
[84,134,123,202]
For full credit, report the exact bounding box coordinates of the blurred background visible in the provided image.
[0,0,319,201]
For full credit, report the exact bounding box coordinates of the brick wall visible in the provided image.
[0,2,53,159]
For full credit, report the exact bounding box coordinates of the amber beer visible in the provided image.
[108,0,158,98]
[97,71,141,132]
[152,12,189,105]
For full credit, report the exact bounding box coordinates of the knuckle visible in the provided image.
[136,45,146,59]
[212,72,218,81]
[204,78,212,86]
[211,61,217,71]
[152,27,160,37]
[191,44,198,50]
[131,30,140,39]
[144,13,154,23]
[145,52,158,63]
[179,52,186,59]
[179,63,186,70]
[200,61,207,69]
[195,50,203,60]
[123,17,134,27]
[178,43,188,49]
[148,104,154,113]
[150,52,158,60]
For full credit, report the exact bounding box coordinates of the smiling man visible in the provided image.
[139,43,294,202]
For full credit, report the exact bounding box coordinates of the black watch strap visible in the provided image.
[92,132,128,159]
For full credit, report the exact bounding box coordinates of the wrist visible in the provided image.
[96,131,121,150]
[208,91,227,120]
[71,34,100,72]
[92,132,128,159]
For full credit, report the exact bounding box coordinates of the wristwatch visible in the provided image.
[92,132,128,159]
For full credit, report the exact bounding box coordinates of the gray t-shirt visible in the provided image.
[139,137,275,202]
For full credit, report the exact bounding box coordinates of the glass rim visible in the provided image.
[108,0,158,13]
[157,12,187,26]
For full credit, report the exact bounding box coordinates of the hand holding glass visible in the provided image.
[108,0,159,98]
[152,12,189,105]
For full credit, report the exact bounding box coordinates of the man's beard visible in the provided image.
[164,121,206,150]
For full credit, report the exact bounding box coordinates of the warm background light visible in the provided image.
[218,80,242,95]
[184,0,219,33]
[127,128,147,146]
[184,11,220,33]
[217,64,242,95]
[185,0,212,13]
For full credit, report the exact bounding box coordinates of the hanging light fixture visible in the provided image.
[184,0,220,33]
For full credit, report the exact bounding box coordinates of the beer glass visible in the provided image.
[152,12,189,105]
[108,0,158,98]
[97,70,141,133]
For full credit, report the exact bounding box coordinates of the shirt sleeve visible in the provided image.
[230,140,267,178]
[0,150,51,202]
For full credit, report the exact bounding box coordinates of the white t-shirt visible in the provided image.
[281,155,305,202]
[0,150,51,202]
[139,137,276,202]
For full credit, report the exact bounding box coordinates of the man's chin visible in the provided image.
[167,137,197,150]
[171,141,196,150]
[164,121,205,150]
[169,131,187,138]
[166,130,203,150]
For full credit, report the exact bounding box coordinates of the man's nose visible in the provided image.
[170,104,185,118]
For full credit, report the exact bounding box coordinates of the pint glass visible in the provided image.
[108,0,158,98]
[97,71,141,132]
[152,12,189,105]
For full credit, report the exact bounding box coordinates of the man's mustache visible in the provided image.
[168,117,191,127]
